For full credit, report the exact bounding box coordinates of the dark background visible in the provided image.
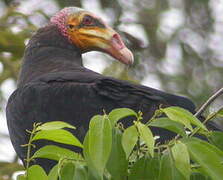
[0,0,222,179]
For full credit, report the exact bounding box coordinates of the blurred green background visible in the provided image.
[0,0,223,179]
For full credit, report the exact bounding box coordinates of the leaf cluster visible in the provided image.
[17,107,223,180]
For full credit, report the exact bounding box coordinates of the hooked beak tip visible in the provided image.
[106,33,134,65]
[119,47,134,65]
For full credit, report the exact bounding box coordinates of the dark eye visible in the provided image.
[82,15,94,25]
[68,24,74,29]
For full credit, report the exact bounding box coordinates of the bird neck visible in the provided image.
[18,25,83,86]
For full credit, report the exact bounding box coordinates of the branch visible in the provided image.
[195,87,223,117]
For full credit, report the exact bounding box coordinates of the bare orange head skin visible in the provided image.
[50,7,134,65]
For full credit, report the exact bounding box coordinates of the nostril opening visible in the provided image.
[112,33,124,49]
[113,34,120,43]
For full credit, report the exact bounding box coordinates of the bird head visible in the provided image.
[50,7,134,65]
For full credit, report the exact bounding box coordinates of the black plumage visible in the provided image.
[6,24,199,172]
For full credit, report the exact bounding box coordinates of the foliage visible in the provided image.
[16,107,223,180]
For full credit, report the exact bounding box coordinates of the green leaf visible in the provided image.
[149,117,186,137]
[162,107,207,131]
[122,125,138,158]
[209,131,223,150]
[36,121,76,131]
[48,164,59,180]
[183,137,223,160]
[83,133,101,179]
[88,115,112,175]
[129,156,160,180]
[106,128,128,180]
[158,154,172,180]
[31,145,82,161]
[27,165,47,180]
[136,122,154,157]
[59,161,87,180]
[162,107,192,131]
[73,164,88,180]
[32,129,83,148]
[172,141,191,180]
[60,162,75,180]
[108,108,137,127]
[158,153,186,180]
[182,137,223,180]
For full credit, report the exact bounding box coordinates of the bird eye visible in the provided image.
[82,15,94,25]
[68,24,74,29]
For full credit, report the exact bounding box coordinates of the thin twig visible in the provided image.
[195,87,223,117]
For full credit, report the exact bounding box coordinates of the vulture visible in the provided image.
[6,7,216,172]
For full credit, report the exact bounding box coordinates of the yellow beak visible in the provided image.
[68,23,134,65]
